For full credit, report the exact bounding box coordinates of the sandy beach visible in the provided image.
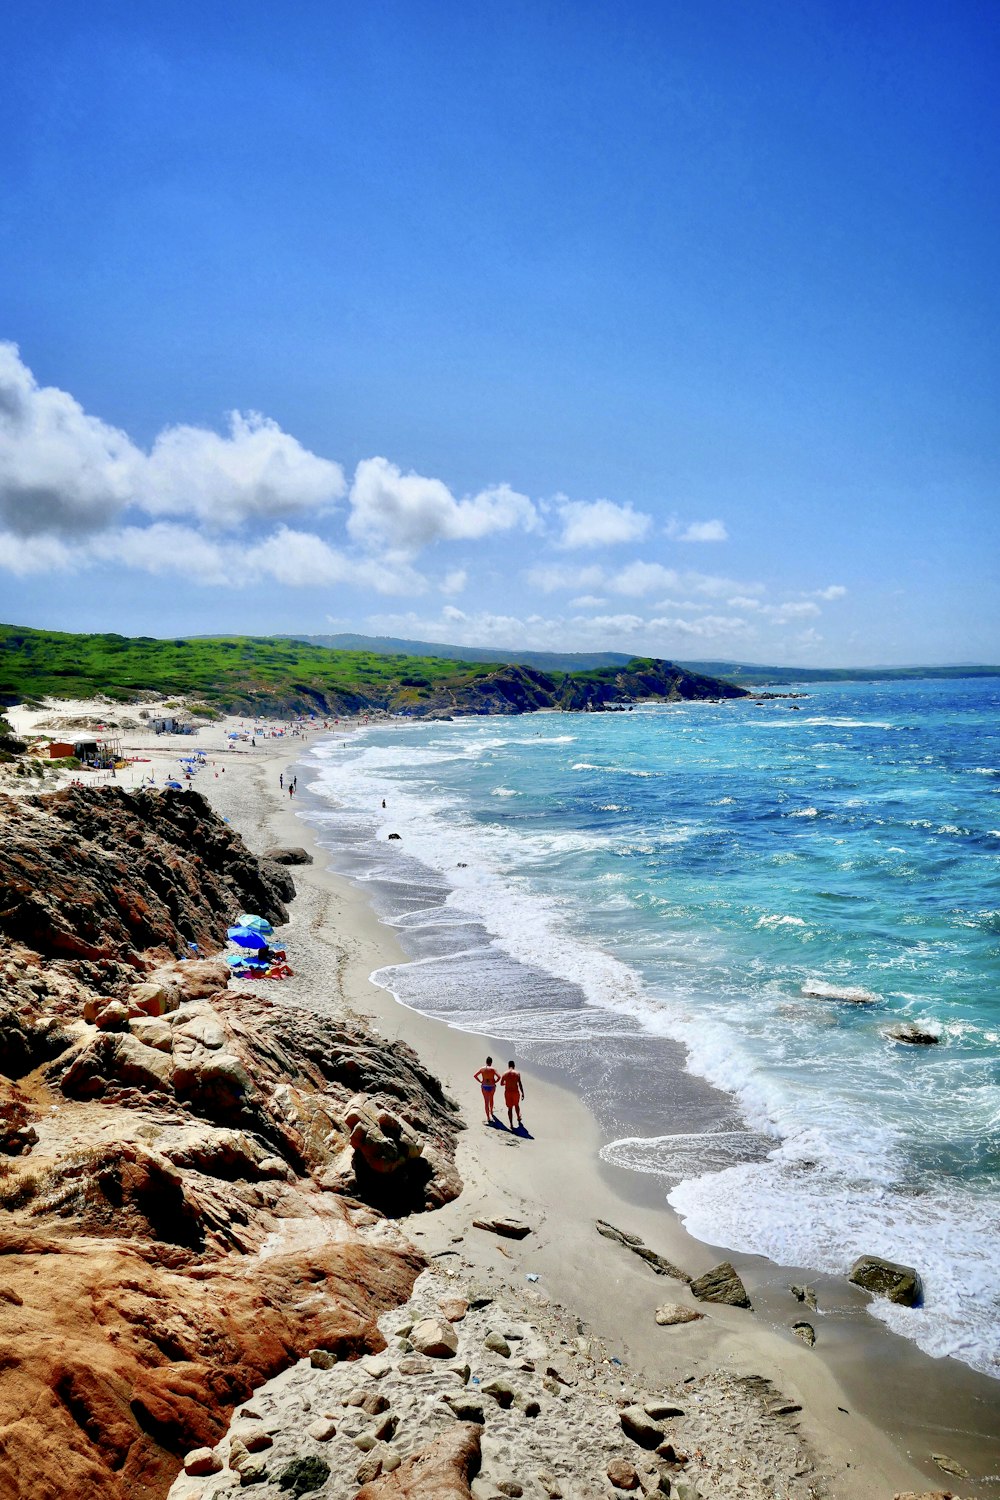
[7,700,1000,1497]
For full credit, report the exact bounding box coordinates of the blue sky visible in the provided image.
[1,1,997,665]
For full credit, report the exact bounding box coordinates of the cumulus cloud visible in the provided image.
[808,584,847,601]
[555,497,651,550]
[0,342,141,536]
[0,343,346,537]
[440,568,467,596]
[607,561,680,597]
[569,594,608,608]
[525,563,606,594]
[647,613,753,639]
[348,457,537,553]
[0,529,75,574]
[142,411,346,527]
[669,518,728,543]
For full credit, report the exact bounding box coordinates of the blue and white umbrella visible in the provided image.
[227,926,269,950]
[237,913,274,936]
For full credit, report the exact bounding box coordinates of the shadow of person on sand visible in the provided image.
[511,1122,534,1140]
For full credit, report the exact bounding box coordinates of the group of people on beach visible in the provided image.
[474,1056,525,1130]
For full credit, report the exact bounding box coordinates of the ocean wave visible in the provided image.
[572,761,656,777]
[491,787,521,797]
[785,807,819,818]
[800,717,898,729]
[669,1157,1000,1379]
[756,914,807,928]
[800,980,878,1004]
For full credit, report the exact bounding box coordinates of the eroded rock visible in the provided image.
[689,1262,752,1309]
[849,1255,923,1307]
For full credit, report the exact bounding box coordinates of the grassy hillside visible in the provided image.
[0,624,745,716]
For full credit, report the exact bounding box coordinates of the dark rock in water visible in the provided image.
[793,1321,816,1346]
[689,1261,752,1309]
[790,1284,818,1310]
[886,1024,939,1046]
[849,1255,923,1306]
[388,832,402,841]
[264,846,313,865]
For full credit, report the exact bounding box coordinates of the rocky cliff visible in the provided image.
[397,658,748,718]
[0,788,463,1500]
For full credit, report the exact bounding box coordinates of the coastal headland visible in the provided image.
[0,699,998,1500]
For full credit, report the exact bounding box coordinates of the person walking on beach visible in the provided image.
[474,1057,500,1122]
[500,1060,524,1129]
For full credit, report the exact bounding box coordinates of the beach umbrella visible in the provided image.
[237,913,274,935]
[164,779,183,790]
[227,926,268,950]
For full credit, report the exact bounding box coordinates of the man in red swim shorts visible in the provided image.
[474,1056,500,1122]
[500,1059,524,1129]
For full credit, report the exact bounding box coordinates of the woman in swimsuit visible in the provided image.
[474,1056,501,1122]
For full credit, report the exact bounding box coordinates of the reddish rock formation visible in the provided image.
[0,1229,421,1500]
[0,787,463,1499]
[355,1424,483,1500]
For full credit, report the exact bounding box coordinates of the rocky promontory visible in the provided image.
[0,787,463,1499]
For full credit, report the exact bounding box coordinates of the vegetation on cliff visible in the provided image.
[0,622,746,716]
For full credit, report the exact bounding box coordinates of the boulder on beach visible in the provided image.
[354,1423,482,1500]
[654,1303,703,1326]
[472,1216,532,1239]
[689,1261,752,1309]
[848,1255,923,1307]
[264,846,313,865]
[409,1317,459,1358]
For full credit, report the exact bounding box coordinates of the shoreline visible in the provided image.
[201,721,999,1496]
[9,698,1000,1493]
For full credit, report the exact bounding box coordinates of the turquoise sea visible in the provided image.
[302,678,1000,1378]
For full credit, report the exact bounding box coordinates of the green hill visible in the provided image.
[0,624,746,717]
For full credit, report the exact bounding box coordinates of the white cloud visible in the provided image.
[648,613,753,639]
[762,600,821,622]
[90,524,232,585]
[525,562,606,594]
[442,604,467,621]
[0,529,76,574]
[569,594,608,608]
[0,342,345,537]
[142,411,346,527]
[555,497,651,550]
[808,584,847,601]
[348,457,537,554]
[0,341,141,536]
[608,561,680,597]
[579,613,645,632]
[440,568,467,596]
[669,518,728,543]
